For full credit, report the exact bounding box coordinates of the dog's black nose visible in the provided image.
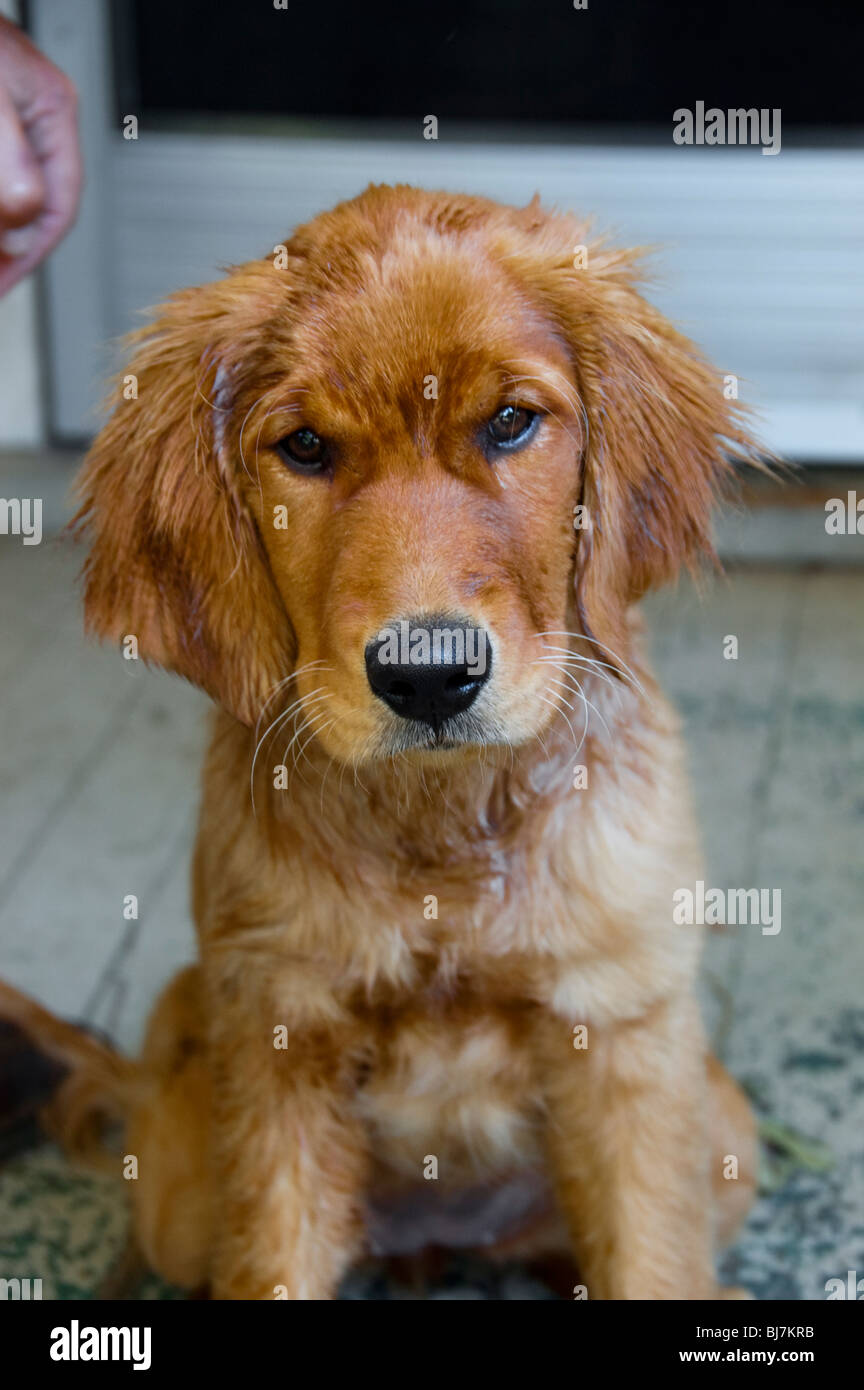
[365,618,492,727]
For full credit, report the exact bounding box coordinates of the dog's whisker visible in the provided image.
[532,631,646,696]
[536,659,624,717]
[269,687,329,756]
[253,661,330,740]
[573,692,591,761]
[255,666,333,746]
[544,677,579,711]
[547,666,614,750]
[237,390,277,494]
[250,398,308,497]
[532,653,618,692]
[295,712,335,775]
[284,704,334,796]
[416,759,432,806]
[532,655,595,690]
[534,727,552,765]
[537,689,582,752]
[536,637,630,673]
[350,749,367,797]
[537,642,621,672]
[580,693,613,743]
[279,711,327,780]
[532,631,626,675]
[250,681,331,815]
[537,645,622,683]
[536,670,589,722]
[281,693,332,769]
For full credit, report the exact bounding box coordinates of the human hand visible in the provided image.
[0,16,82,296]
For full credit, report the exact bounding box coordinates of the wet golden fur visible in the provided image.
[3,186,759,1298]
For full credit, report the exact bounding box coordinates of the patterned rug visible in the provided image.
[0,1117,843,1300]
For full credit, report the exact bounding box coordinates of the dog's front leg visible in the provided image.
[538,997,716,1300]
[204,951,368,1300]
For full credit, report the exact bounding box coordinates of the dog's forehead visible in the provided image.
[286,229,564,409]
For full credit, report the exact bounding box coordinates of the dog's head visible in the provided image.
[77,185,759,766]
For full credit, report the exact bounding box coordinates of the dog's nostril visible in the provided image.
[365,617,492,728]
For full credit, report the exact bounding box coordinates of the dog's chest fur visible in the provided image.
[197,694,702,1189]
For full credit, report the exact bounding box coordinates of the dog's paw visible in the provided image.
[718,1286,754,1300]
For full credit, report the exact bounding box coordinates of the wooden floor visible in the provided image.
[0,536,206,1047]
[1,524,863,1298]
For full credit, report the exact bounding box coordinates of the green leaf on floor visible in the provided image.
[758,1117,835,1193]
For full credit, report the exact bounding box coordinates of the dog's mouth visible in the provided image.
[413,733,460,752]
[382,709,501,758]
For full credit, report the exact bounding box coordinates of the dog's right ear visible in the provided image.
[74,271,295,727]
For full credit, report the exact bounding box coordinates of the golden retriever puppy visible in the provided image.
[9,185,761,1299]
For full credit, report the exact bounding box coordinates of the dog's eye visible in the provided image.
[486,405,537,450]
[274,428,328,473]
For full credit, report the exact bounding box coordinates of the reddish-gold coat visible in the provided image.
[5,187,760,1299]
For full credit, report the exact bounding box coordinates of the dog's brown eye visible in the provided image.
[487,405,537,449]
[275,428,328,473]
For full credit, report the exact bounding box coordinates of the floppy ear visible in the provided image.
[578,267,763,652]
[508,210,766,664]
[74,273,295,727]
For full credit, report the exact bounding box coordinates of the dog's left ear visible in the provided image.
[510,212,766,662]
